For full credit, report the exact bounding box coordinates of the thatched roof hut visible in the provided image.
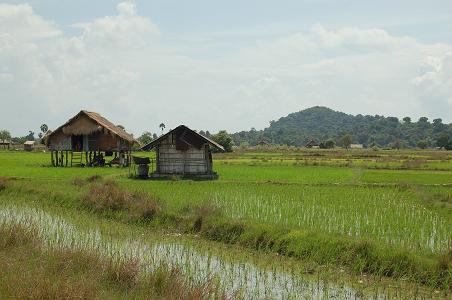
[23,140,35,151]
[45,110,136,167]
[305,139,320,148]
[0,139,11,149]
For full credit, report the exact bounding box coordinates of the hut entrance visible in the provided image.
[71,135,84,152]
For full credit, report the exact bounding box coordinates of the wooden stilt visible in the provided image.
[51,151,54,167]
[65,151,68,167]
[85,152,88,166]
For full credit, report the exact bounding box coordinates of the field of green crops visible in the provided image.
[0,149,451,299]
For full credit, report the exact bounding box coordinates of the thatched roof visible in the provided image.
[141,125,224,151]
[46,110,135,145]
[305,139,320,147]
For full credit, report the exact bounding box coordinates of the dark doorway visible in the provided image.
[72,135,83,152]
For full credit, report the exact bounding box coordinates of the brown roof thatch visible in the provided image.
[305,139,320,148]
[46,110,135,145]
[141,125,224,151]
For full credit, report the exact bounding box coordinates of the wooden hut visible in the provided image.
[141,125,224,179]
[23,140,35,151]
[350,144,364,149]
[0,139,11,149]
[305,139,320,148]
[44,110,136,167]
[257,139,270,146]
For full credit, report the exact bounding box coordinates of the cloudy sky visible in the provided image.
[1,0,451,137]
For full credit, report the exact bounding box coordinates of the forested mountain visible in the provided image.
[232,106,452,148]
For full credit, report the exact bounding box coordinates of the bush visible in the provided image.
[135,193,162,221]
[80,181,132,213]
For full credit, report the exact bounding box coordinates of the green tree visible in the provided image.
[340,134,353,149]
[402,117,411,124]
[324,139,335,149]
[418,117,428,123]
[0,129,11,141]
[26,131,35,141]
[417,140,428,149]
[138,132,154,146]
[391,140,406,150]
[40,124,48,134]
[212,130,233,152]
[437,134,449,148]
[159,123,166,135]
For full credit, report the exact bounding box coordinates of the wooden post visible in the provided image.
[85,151,88,166]
[65,150,68,167]
[51,151,54,167]
[156,146,160,174]
[205,144,211,174]
[70,151,73,167]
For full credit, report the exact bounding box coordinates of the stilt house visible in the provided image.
[44,110,136,167]
[141,125,224,179]
[0,139,11,149]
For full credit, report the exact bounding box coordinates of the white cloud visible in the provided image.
[0,3,61,40]
[413,52,452,114]
[0,2,451,137]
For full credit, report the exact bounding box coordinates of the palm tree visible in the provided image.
[159,123,166,135]
[40,124,48,134]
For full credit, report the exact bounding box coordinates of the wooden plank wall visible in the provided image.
[157,133,208,175]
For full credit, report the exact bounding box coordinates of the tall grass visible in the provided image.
[0,220,224,299]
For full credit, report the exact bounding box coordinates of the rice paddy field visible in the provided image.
[0,148,451,299]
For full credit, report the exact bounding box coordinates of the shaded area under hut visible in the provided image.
[141,125,224,179]
[44,110,136,167]
[0,139,11,149]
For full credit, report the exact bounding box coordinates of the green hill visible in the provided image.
[232,106,452,148]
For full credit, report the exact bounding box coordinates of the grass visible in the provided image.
[0,221,224,299]
[0,149,451,297]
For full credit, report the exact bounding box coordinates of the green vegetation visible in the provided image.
[232,106,452,148]
[0,149,451,298]
[0,211,224,299]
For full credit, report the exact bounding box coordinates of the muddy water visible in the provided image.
[0,205,363,299]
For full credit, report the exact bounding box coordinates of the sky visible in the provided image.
[1,0,452,137]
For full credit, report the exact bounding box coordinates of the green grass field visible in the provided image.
[0,149,451,299]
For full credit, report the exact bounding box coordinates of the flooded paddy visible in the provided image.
[0,205,364,299]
